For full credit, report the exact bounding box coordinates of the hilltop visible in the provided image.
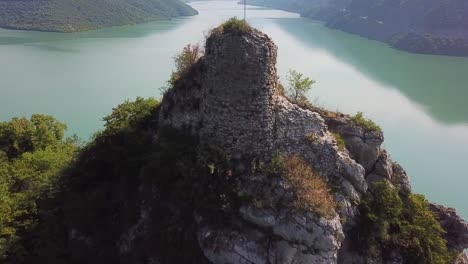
[248,0,468,57]
[1,19,467,263]
[0,0,197,32]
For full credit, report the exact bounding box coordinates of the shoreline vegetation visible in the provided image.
[0,0,197,33]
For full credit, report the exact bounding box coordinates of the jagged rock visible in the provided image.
[342,130,383,173]
[391,162,412,194]
[372,150,393,180]
[159,27,364,263]
[430,204,468,251]
[329,122,384,173]
[50,23,468,264]
[159,27,367,200]
[157,25,468,264]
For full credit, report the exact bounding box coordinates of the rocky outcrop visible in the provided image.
[430,204,468,252]
[159,27,368,263]
[43,23,468,264]
[157,25,468,263]
[159,27,368,202]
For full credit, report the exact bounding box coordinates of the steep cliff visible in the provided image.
[247,0,468,57]
[6,21,468,264]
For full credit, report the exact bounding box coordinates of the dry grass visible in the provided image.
[273,154,336,219]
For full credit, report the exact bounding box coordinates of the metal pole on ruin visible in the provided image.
[244,0,246,21]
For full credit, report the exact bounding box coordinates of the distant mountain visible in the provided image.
[0,0,198,32]
[248,0,468,57]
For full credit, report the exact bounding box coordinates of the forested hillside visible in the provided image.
[248,0,468,56]
[0,0,197,32]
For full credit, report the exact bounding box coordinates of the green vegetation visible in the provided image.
[351,112,382,132]
[211,17,252,34]
[248,0,468,56]
[102,97,159,135]
[1,97,241,262]
[355,180,453,264]
[285,69,315,106]
[0,0,197,32]
[0,115,78,261]
[168,44,203,86]
[269,154,336,219]
[332,132,346,151]
[0,99,456,262]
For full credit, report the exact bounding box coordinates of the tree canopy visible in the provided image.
[0,115,78,260]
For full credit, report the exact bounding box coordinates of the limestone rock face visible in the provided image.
[157,27,468,264]
[159,28,366,264]
[159,28,367,199]
[430,204,468,251]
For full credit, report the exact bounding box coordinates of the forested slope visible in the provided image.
[248,0,468,56]
[0,0,197,32]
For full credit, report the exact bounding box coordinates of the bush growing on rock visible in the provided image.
[169,44,203,86]
[286,69,315,106]
[102,96,159,135]
[211,17,252,35]
[356,180,452,264]
[351,112,382,132]
[332,132,346,151]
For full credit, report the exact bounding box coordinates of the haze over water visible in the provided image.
[1,1,467,218]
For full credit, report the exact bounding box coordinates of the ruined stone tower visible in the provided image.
[198,28,280,156]
[159,27,281,157]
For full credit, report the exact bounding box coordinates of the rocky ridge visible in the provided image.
[22,22,468,264]
[157,25,468,263]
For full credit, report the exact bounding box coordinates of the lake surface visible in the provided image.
[1,1,467,219]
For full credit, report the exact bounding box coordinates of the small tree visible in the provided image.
[170,44,203,86]
[286,69,315,105]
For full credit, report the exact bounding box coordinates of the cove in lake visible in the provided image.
[0,1,467,219]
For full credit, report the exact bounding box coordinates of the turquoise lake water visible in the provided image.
[1,1,467,218]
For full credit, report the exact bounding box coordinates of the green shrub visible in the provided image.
[102,96,159,135]
[399,194,451,264]
[211,17,252,34]
[0,115,78,261]
[0,115,67,160]
[332,132,345,151]
[356,180,451,264]
[351,112,381,132]
[168,44,203,86]
[286,69,315,105]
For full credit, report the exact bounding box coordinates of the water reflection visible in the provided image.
[0,18,189,46]
[247,14,468,219]
[0,0,466,219]
[270,18,468,125]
